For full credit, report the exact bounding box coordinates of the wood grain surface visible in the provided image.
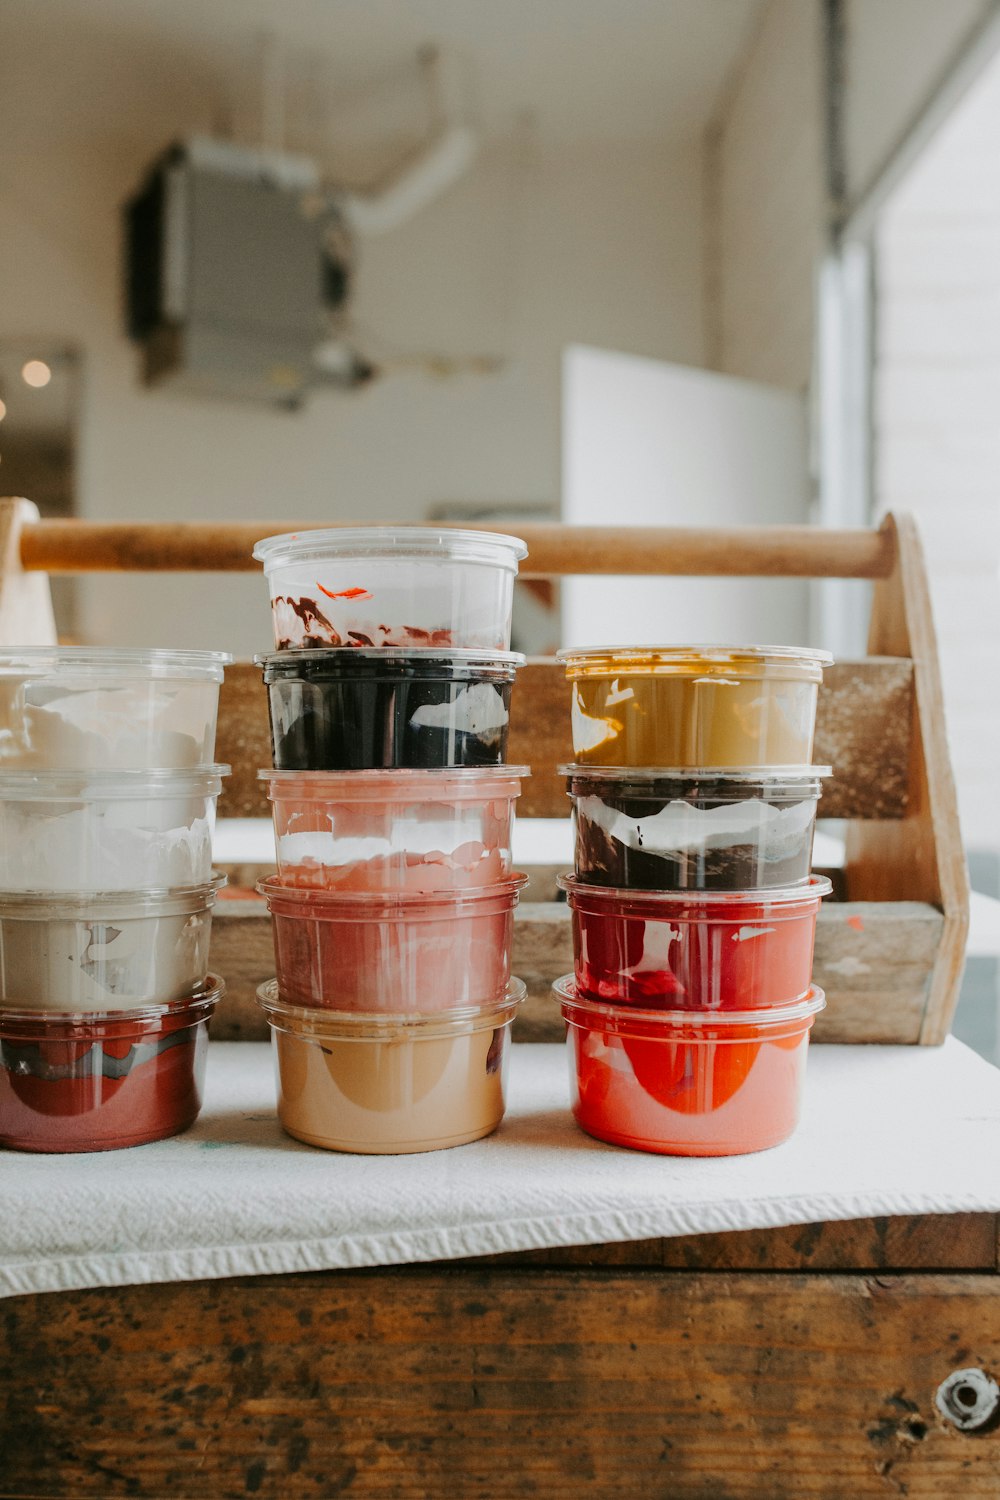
[475,1214,1000,1271]
[216,657,914,822]
[4,1261,999,1498]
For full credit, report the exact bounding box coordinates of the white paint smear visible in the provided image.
[577,793,815,858]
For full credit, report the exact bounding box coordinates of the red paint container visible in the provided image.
[258,877,527,1014]
[555,976,825,1156]
[559,874,830,1010]
[0,977,222,1153]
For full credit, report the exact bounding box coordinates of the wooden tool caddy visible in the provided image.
[0,498,969,1046]
[2,496,993,1500]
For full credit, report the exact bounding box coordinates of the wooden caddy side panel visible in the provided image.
[845,515,970,1043]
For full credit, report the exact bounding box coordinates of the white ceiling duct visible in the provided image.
[338,44,478,235]
[338,121,478,235]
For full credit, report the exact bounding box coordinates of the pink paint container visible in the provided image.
[257,875,527,1013]
[0,976,223,1153]
[555,976,825,1156]
[559,874,831,1010]
[257,980,523,1154]
[261,767,529,893]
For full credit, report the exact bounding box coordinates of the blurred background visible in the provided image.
[2,0,999,1050]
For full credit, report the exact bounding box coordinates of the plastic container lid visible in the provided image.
[258,873,527,915]
[554,974,826,1034]
[0,647,232,679]
[260,766,530,801]
[255,647,524,680]
[0,766,230,799]
[557,872,833,907]
[0,874,227,919]
[257,976,525,1038]
[559,763,831,786]
[557,644,833,678]
[0,974,226,1034]
[253,527,528,570]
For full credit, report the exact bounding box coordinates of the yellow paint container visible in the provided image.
[558,646,832,768]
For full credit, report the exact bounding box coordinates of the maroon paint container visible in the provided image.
[258,877,527,1014]
[0,977,223,1153]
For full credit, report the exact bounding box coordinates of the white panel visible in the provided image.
[561,344,810,649]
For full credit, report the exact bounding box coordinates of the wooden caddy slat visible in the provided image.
[207,895,943,1044]
[218,654,915,822]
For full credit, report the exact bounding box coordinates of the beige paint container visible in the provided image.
[257,980,524,1154]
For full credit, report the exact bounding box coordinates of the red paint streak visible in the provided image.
[316,583,372,601]
[847,915,865,932]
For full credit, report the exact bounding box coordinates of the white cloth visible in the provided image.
[2,1039,1000,1299]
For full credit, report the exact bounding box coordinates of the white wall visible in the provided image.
[708,0,824,390]
[708,0,1000,393]
[0,26,706,658]
[875,49,1000,849]
[562,345,809,647]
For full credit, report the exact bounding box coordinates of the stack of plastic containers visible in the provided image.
[553,645,834,1156]
[0,648,231,1152]
[252,528,530,1154]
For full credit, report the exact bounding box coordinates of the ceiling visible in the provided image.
[6,0,765,168]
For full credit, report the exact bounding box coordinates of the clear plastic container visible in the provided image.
[258,875,527,1013]
[556,976,825,1156]
[0,647,231,770]
[558,645,833,768]
[257,980,523,1153]
[0,766,228,892]
[563,765,829,891]
[559,874,831,1009]
[262,766,529,892]
[254,527,528,652]
[0,877,226,1011]
[0,976,222,1152]
[258,648,523,770]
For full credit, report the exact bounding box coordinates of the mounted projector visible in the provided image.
[124,137,368,408]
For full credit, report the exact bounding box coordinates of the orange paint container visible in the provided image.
[555,977,825,1156]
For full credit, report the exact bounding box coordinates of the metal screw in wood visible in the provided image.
[935,1367,1000,1431]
